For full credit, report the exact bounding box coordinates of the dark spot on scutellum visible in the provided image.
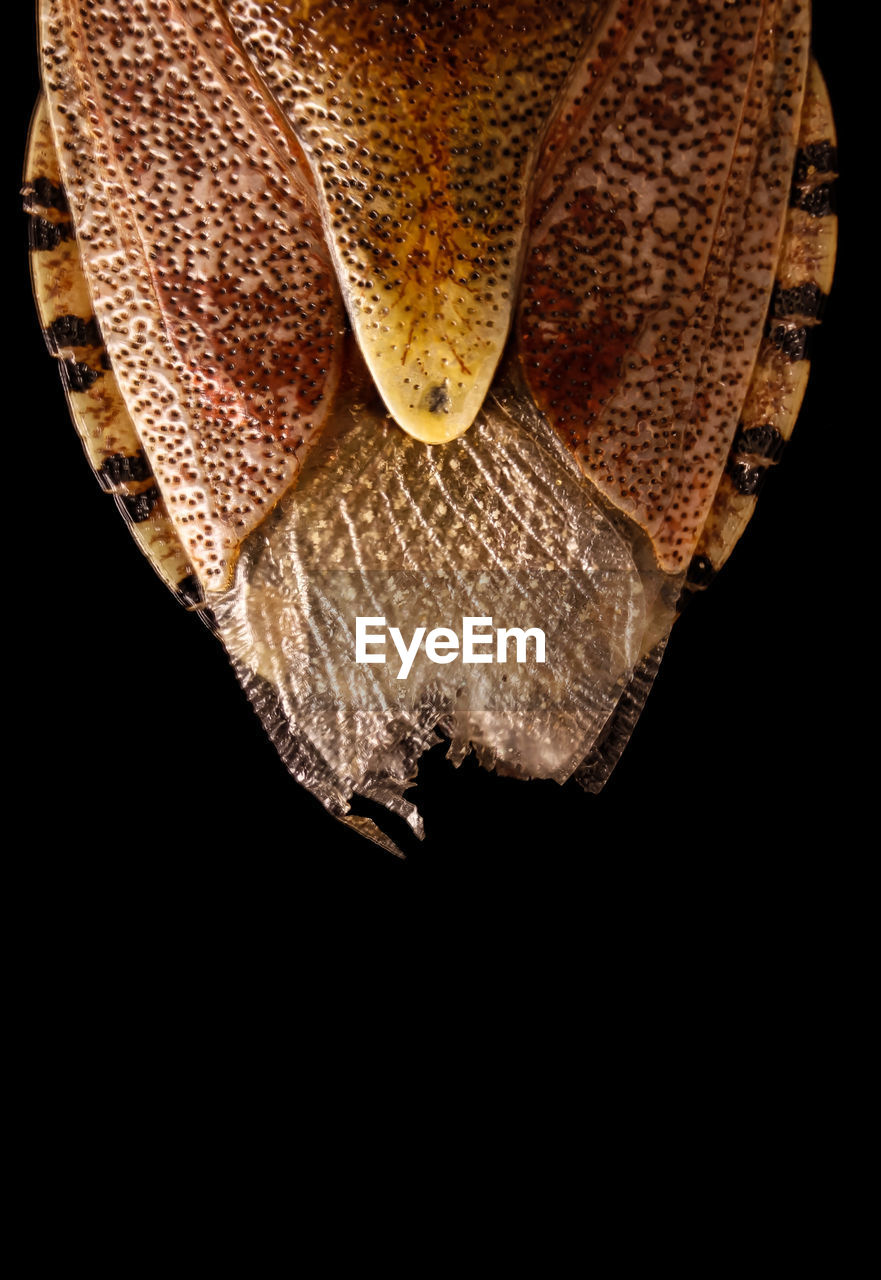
[426,383,451,414]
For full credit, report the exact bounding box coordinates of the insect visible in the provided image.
[24,1,837,858]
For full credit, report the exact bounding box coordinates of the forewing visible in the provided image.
[40,0,345,590]
[518,0,810,572]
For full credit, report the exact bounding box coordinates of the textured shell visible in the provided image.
[22,2,840,860]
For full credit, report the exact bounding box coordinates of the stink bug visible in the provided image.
[23,1,840,861]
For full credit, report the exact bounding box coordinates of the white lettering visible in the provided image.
[388,625,427,680]
[462,616,494,664]
[356,616,387,663]
[425,628,460,664]
[496,627,546,664]
[354,616,548,675]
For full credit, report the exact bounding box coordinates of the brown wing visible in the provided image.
[518,0,811,573]
[40,0,345,590]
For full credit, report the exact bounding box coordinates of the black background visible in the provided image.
[12,2,857,895]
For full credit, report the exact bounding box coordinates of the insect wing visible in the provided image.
[39,0,345,590]
[518,0,811,573]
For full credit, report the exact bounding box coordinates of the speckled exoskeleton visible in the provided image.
[25,1,837,854]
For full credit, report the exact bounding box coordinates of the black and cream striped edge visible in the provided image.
[683,57,837,600]
[23,94,205,613]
